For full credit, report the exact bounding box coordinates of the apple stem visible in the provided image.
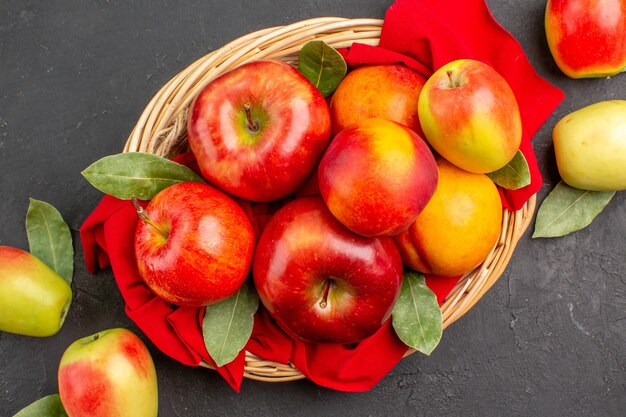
[243,102,259,133]
[446,70,460,88]
[131,197,169,238]
[319,279,332,309]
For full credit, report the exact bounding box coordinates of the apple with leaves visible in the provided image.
[187,60,331,202]
[0,246,72,337]
[134,181,255,307]
[58,328,158,417]
[418,59,522,174]
[253,197,403,344]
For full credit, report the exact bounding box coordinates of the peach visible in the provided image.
[329,64,427,136]
[318,118,438,237]
[394,159,503,276]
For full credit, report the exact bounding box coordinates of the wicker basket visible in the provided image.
[122,17,536,382]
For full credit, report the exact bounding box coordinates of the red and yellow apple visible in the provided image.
[395,159,503,277]
[553,100,626,191]
[418,59,522,174]
[318,118,438,237]
[545,0,626,78]
[252,197,403,344]
[329,63,427,136]
[0,246,72,337]
[58,328,158,417]
[134,182,255,307]
[187,60,331,202]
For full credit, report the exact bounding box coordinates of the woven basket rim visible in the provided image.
[123,16,536,383]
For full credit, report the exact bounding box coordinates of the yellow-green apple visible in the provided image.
[252,197,403,344]
[187,60,331,202]
[134,182,255,307]
[330,63,427,136]
[317,117,438,237]
[0,246,72,337]
[394,159,503,277]
[545,0,626,78]
[418,59,522,173]
[553,100,626,191]
[58,328,158,417]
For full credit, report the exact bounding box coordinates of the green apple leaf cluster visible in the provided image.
[391,271,442,355]
[486,150,531,190]
[202,282,259,367]
[12,394,68,417]
[81,152,205,200]
[298,40,347,98]
[26,199,74,285]
[533,181,615,238]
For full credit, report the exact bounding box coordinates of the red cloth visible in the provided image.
[80,0,563,392]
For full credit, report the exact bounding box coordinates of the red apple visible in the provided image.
[58,328,158,417]
[418,59,522,173]
[0,246,72,337]
[545,0,626,78]
[318,118,438,237]
[187,60,331,202]
[134,182,255,307]
[252,197,403,344]
[329,63,427,136]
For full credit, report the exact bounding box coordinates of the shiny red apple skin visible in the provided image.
[252,197,403,344]
[58,328,158,417]
[187,60,332,202]
[134,182,255,307]
[546,0,626,78]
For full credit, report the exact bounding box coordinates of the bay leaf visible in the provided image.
[26,199,74,285]
[532,181,615,238]
[392,270,442,355]
[81,152,205,200]
[486,150,531,190]
[13,394,68,417]
[202,282,259,367]
[298,40,347,97]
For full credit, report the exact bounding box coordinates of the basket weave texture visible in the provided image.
[123,17,536,382]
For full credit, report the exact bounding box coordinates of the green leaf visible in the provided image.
[486,150,531,190]
[81,152,205,200]
[298,40,347,97]
[392,271,442,355]
[13,394,68,417]
[532,181,615,238]
[26,199,74,285]
[202,282,259,367]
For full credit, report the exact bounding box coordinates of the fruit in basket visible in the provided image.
[418,59,522,174]
[394,159,503,277]
[553,100,626,191]
[545,0,626,78]
[318,118,438,237]
[187,60,331,202]
[58,328,158,417]
[134,182,255,307]
[253,197,403,344]
[330,63,427,136]
[0,246,72,337]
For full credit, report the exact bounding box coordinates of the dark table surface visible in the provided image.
[1,1,625,416]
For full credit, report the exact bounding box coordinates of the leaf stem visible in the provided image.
[131,197,169,238]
